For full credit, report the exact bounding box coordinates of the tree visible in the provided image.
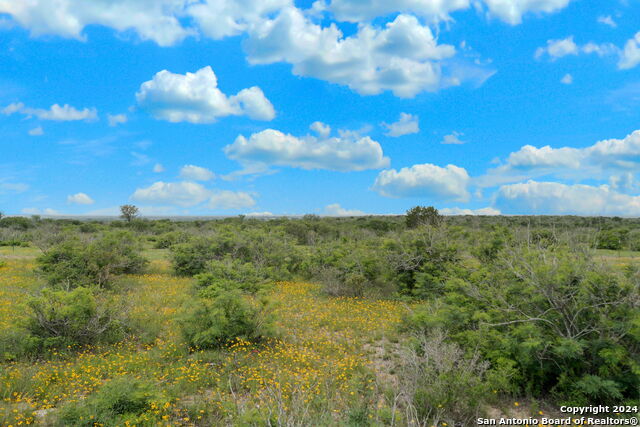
[0,211,4,221]
[120,205,139,222]
[405,206,442,228]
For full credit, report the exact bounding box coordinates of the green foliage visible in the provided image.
[179,288,276,350]
[195,257,269,294]
[37,231,147,288]
[406,245,640,404]
[405,206,442,229]
[153,230,191,249]
[55,377,164,426]
[21,287,123,354]
[119,204,139,222]
[597,228,628,250]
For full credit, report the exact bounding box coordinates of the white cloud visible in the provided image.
[188,0,290,40]
[2,102,97,121]
[323,203,366,216]
[441,131,465,144]
[560,73,573,84]
[67,192,94,205]
[208,190,256,209]
[224,127,389,172]
[135,66,275,123]
[479,130,640,188]
[0,0,193,46]
[310,121,331,138]
[597,15,616,28]
[495,180,640,216]
[180,164,215,181]
[373,163,470,201]
[28,126,44,136]
[245,10,463,98]
[619,32,640,70]
[440,206,501,215]
[107,113,127,127]
[535,36,578,59]
[21,207,59,215]
[535,37,618,61]
[326,0,470,23]
[483,0,572,25]
[153,163,165,173]
[244,211,274,217]
[131,181,211,207]
[382,113,419,137]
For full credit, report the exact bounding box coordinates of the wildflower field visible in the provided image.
[0,248,409,426]
[0,214,638,426]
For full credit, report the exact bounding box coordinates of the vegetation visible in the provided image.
[0,210,638,425]
[119,204,139,223]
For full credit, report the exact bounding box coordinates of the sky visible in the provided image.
[1,0,640,217]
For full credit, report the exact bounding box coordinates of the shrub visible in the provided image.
[21,287,123,354]
[37,231,147,288]
[396,330,491,426]
[179,288,276,349]
[153,231,191,249]
[405,206,442,229]
[55,377,164,426]
[413,245,640,404]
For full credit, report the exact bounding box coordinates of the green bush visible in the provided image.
[20,287,123,355]
[179,288,276,349]
[55,377,164,426]
[408,246,640,404]
[37,231,147,288]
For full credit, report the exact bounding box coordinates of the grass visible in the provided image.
[0,248,408,426]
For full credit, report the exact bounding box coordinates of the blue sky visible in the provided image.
[1,0,640,216]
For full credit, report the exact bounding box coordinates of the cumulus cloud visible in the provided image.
[208,190,256,209]
[619,32,640,70]
[28,126,44,136]
[535,36,618,60]
[483,0,572,25]
[326,0,470,23]
[373,163,470,201]
[67,192,94,205]
[131,181,211,207]
[245,10,463,98]
[323,203,367,216]
[479,130,640,187]
[534,36,578,59]
[136,66,275,123]
[382,113,419,137]
[2,102,97,121]
[107,113,127,127]
[0,0,193,46]
[440,206,501,215]
[224,127,389,172]
[310,121,331,138]
[560,73,573,84]
[180,165,215,181]
[441,131,465,144]
[189,0,290,40]
[495,180,640,216]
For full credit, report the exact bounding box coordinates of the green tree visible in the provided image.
[119,204,139,222]
[405,206,442,228]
